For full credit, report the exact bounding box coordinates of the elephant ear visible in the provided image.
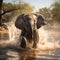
[15,14,25,30]
[36,15,46,29]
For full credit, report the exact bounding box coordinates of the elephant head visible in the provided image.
[15,13,46,44]
[15,13,46,31]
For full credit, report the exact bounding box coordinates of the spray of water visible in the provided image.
[6,21,60,50]
[6,22,21,47]
[37,26,60,50]
[4,15,59,51]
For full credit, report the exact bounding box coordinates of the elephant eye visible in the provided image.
[24,15,31,21]
[27,17,31,20]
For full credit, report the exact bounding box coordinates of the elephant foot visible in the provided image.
[33,43,37,48]
[33,45,37,48]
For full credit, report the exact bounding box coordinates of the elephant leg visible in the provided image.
[20,37,26,48]
[33,40,38,48]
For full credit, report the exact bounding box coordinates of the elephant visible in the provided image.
[15,13,46,49]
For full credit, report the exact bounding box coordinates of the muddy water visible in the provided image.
[0,47,60,60]
[0,30,60,60]
[0,22,60,60]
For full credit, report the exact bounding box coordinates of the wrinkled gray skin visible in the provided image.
[15,13,46,48]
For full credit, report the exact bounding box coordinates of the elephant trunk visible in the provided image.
[32,29,39,48]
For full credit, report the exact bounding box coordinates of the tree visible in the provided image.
[39,7,52,21]
[0,1,19,26]
[17,3,34,14]
[0,0,3,26]
[51,0,60,22]
[0,0,34,25]
[2,2,19,23]
[2,3,34,23]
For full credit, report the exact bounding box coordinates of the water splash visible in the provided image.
[8,23,18,41]
[6,22,21,46]
[37,26,60,50]
[6,22,60,50]
[4,14,60,51]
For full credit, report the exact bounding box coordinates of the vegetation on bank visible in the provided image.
[0,0,60,26]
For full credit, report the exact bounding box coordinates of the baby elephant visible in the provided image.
[15,13,46,49]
